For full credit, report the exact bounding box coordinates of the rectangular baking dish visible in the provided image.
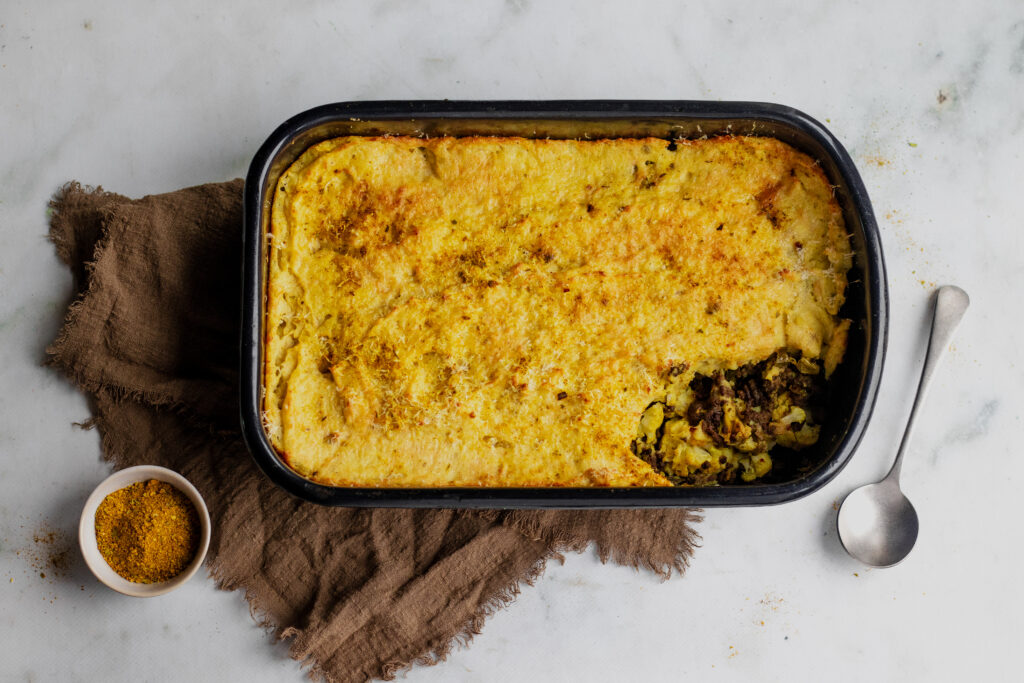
[241,100,888,508]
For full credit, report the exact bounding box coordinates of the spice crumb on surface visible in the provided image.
[94,479,200,584]
[16,521,75,582]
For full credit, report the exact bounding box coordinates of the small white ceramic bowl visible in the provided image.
[79,465,211,597]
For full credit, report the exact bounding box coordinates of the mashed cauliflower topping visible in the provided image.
[264,135,851,487]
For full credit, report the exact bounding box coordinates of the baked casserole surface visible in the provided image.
[264,135,852,487]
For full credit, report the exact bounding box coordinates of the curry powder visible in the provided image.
[94,479,200,583]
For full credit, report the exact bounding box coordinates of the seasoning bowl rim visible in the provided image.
[78,465,211,598]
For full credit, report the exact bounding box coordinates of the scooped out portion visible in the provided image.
[632,351,836,485]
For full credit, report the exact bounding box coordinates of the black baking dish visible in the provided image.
[241,100,888,508]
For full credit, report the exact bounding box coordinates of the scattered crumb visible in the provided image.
[853,572,859,577]
[33,526,74,578]
[832,499,839,511]
[937,90,947,104]
[863,154,889,167]
[759,593,784,611]
[15,522,76,583]
[907,141,918,147]
[83,20,93,30]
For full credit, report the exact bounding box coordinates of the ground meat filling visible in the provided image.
[632,352,826,485]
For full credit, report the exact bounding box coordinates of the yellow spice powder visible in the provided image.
[94,479,200,583]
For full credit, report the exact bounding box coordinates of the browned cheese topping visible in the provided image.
[264,135,852,487]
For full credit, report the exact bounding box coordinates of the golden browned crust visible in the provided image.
[264,135,851,487]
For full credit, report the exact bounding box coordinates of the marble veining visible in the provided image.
[1,0,1022,681]
[932,399,999,464]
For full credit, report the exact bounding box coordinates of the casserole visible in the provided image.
[241,101,888,507]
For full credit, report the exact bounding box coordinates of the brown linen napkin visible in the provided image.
[47,180,701,683]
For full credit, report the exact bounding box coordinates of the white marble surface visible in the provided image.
[1,0,1021,680]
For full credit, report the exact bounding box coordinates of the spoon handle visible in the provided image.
[886,285,970,483]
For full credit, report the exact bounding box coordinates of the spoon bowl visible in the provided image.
[837,481,919,567]
[836,285,968,567]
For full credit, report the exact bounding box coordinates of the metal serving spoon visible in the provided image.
[837,285,970,567]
